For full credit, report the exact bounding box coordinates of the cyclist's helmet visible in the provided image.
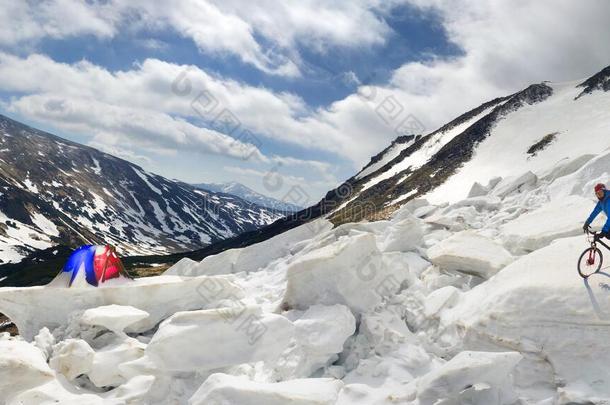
[595,183,606,193]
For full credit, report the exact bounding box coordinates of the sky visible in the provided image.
[0,0,609,208]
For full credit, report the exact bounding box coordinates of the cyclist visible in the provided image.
[583,183,610,238]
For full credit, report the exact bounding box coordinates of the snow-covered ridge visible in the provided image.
[0,114,285,262]
[326,66,610,223]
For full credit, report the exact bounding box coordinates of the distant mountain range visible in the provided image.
[193,182,303,213]
[0,114,285,263]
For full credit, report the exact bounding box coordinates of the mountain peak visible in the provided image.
[193,182,303,213]
[575,65,610,99]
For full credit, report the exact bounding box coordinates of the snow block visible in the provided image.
[427,231,514,278]
[281,233,402,314]
[189,374,343,405]
[500,195,604,253]
[413,205,438,218]
[416,351,522,405]
[147,306,295,372]
[400,198,430,214]
[450,196,501,211]
[281,304,356,378]
[49,338,94,381]
[0,275,244,340]
[0,338,55,400]
[491,171,538,198]
[467,182,489,198]
[540,154,595,182]
[423,286,460,318]
[549,151,610,199]
[80,304,149,334]
[380,216,424,253]
[88,336,146,387]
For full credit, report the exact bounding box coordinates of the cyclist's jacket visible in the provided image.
[586,189,610,233]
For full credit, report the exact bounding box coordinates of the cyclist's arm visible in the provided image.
[586,202,603,226]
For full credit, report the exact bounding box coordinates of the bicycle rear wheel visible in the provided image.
[578,247,603,278]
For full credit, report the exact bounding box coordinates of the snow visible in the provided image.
[22,177,38,193]
[281,232,402,314]
[440,236,610,400]
[416,351,523,405]
[49,339,95,381]
[146,306,295,372]
[356,138,416,180]
[0,209,55,262]
[0,275,243,340]
[190,374,344,405]
[80,305,150,334]
[133,168,162,195]
[427,231,514,278]
[30,212,60,237]
[387,188,418,206]
[426,81,610,204]
[500,194,605,253]
[91,157,102,175]
[0,338,55,401]
[149,200,171,233]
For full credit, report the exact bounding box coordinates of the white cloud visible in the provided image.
[1,0,610,198]
[0,52,387,166]
[0,0,398,76]
[0,0,118,47]
[9,93,264,161]
[378,0,610,130]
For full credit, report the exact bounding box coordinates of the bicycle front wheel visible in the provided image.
[578,247,603,278]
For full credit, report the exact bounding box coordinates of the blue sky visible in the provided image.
[0,1,609,205]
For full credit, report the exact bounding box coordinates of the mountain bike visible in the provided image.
[578,229,610,278]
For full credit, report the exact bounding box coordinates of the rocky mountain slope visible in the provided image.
[0,114,284,262]
[326,65,610,223]
[193,181,302,213]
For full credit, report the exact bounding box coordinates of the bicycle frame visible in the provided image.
[585,232,608,266]
[591,232,610,251]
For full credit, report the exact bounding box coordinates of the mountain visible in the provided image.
[0,114,284,263]
[324,65,610,224]
[193,181,302,213]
